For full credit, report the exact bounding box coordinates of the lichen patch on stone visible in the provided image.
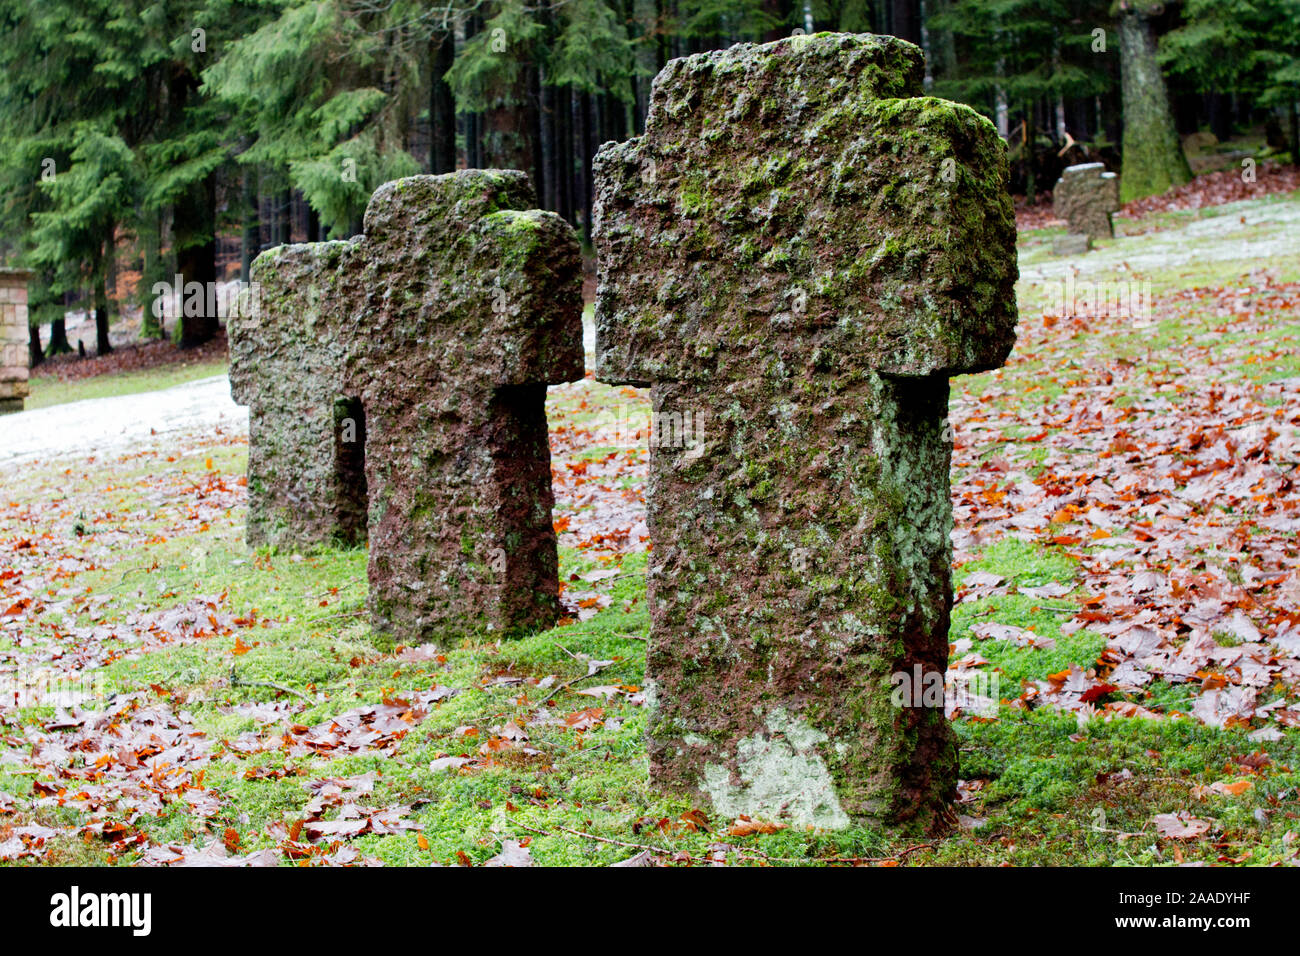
[702,708,850,830]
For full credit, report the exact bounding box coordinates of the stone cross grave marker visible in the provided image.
[1053,162,1120,241]
[230,171,584,643]
[593,33,1019,829]
[0,269,33,416]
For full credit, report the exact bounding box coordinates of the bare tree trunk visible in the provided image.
[91,230,114,356]
[540,66,558,211]
[240,161,259,282]
[276,188,292,245]
[176,173,218,348]
[28,323,43,368]
[141,206,168,338]
[634,0,657,131]
[94,270,112,356]
[889,0,921,44]
[558,87,574,223]
[1117,5,1192,202]
[1289,100,1299,168]
[579,91,594,246]
[47,316,72,356]
[429,33,457,174]
[104,228,118,319]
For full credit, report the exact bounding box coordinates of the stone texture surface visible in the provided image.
[593,33,1018,830]
[1052,233,1092,256]
[229,171,584,643]
[1053,162,1120,240]
[0,269,32,414]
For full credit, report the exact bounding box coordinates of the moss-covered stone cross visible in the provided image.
[593,33,1019,830]
[229,171,584,643]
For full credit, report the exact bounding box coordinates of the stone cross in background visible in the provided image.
[229,171,584,642]
[0,269,33,416]
[593,34,1019,830]
[1053,162,1121,250]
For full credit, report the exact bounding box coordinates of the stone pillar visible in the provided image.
[229,171,584,642]
[593,34,1019,830]
[0,269,33,416]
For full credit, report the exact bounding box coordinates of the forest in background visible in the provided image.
[1,0,1298,359]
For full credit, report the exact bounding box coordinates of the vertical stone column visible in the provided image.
[0,269,33,416]
[593,34,1019,830]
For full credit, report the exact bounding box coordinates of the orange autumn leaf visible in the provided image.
[727,817,787,837]
[679,808,711,832]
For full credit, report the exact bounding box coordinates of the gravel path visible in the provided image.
[0,374,247,470]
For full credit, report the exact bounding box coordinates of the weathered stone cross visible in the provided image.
[230,171,584,643]
[1054,161,1121,240]
[593,34,1018,829]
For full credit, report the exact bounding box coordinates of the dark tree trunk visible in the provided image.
[93,232,113,356]
[889,0,921,44]
[1024,116,1039,202]
[307,204,322,243]
[94,273,112,356]
[1289,100,1300,168]
[168,65,218,347]
[28,323,43,367]
[46,317,72,356]
[540,69,558,211]
[277,188,292,246]
[176,173,219,348]
[259,183,274,252]
[580,91,595,246]
[103,230,117,319]
[429,33,457,174]
[530,65,545,199]
[240,162,259,281]
[634,0,657,130]
[141,206,164,339]
[1207,92,1233,143]
[467,112,481,169]
[558,89,573,223]
[603,89,626,145]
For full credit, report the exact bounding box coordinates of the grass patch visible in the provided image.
[26,360,229,411]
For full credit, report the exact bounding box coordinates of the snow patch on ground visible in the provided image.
[0,375,247,470]
[1019,196,1300,287]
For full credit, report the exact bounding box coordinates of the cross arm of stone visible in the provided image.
[593,33,1018,390]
